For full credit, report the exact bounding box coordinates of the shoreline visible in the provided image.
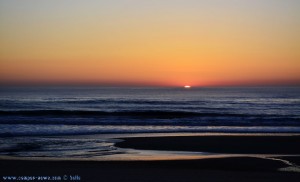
[1,134,300,181]
[1,157,300,182]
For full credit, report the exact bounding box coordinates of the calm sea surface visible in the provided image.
[0,86,299,158]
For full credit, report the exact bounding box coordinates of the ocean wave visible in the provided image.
[1,125,300,137]
[0,117,299,126]
[0,110,297,118]
[0,99,208,105]
[0,110,299,127]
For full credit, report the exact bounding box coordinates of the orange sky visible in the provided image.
[0,0,299,86]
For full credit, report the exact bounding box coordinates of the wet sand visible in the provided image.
[115,135,300,154]
[1,157,300,182]
[1,135,300,182]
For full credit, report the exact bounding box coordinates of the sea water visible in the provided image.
[0,86,299,158]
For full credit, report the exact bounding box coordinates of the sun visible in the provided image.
[184,85,191,88]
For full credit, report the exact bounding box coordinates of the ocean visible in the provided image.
[0,86,299,159]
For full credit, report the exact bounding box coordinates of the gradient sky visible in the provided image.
[0,0,299,86]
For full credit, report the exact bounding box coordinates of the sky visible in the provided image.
[0,0,299,86]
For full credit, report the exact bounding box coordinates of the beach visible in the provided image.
[1,0,300,180]
[1,134,300,182]
[1,157,300,182]
[115,135,300,154]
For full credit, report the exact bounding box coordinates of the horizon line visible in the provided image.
[0,80,300,88]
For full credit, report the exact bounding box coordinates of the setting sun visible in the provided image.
[184,86,191,89]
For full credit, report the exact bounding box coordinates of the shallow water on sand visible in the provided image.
[0,133,299,160]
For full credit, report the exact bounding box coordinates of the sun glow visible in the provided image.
[0,1,299,86]
[184,85,191,88]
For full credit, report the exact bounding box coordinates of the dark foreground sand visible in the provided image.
[116,135,300,154]
[1,135,300,182]
[1,157,300,182]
